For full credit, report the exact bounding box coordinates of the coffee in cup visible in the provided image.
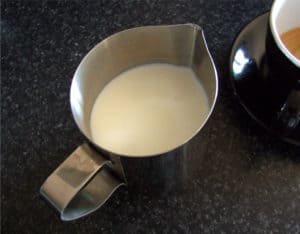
[280,27,300,60]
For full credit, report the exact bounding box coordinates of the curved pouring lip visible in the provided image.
[70,24,218,158]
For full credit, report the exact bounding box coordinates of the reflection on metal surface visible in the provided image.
[70,81,85,134]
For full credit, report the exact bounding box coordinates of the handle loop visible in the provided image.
[40,144,126,221]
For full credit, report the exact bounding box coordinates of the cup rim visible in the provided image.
[270,0,300,68]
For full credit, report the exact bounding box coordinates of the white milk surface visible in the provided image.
[90,63,209,156]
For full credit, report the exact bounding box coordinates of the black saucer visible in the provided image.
[229,12,299,146]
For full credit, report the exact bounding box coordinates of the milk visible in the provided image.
[90,63,209,156]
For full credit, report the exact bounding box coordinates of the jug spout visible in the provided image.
[184,23,218,108]
[165,23,218,109]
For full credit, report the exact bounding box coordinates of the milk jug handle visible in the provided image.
[40,144,126,221]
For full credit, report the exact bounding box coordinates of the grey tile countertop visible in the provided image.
[1,0,300,233]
